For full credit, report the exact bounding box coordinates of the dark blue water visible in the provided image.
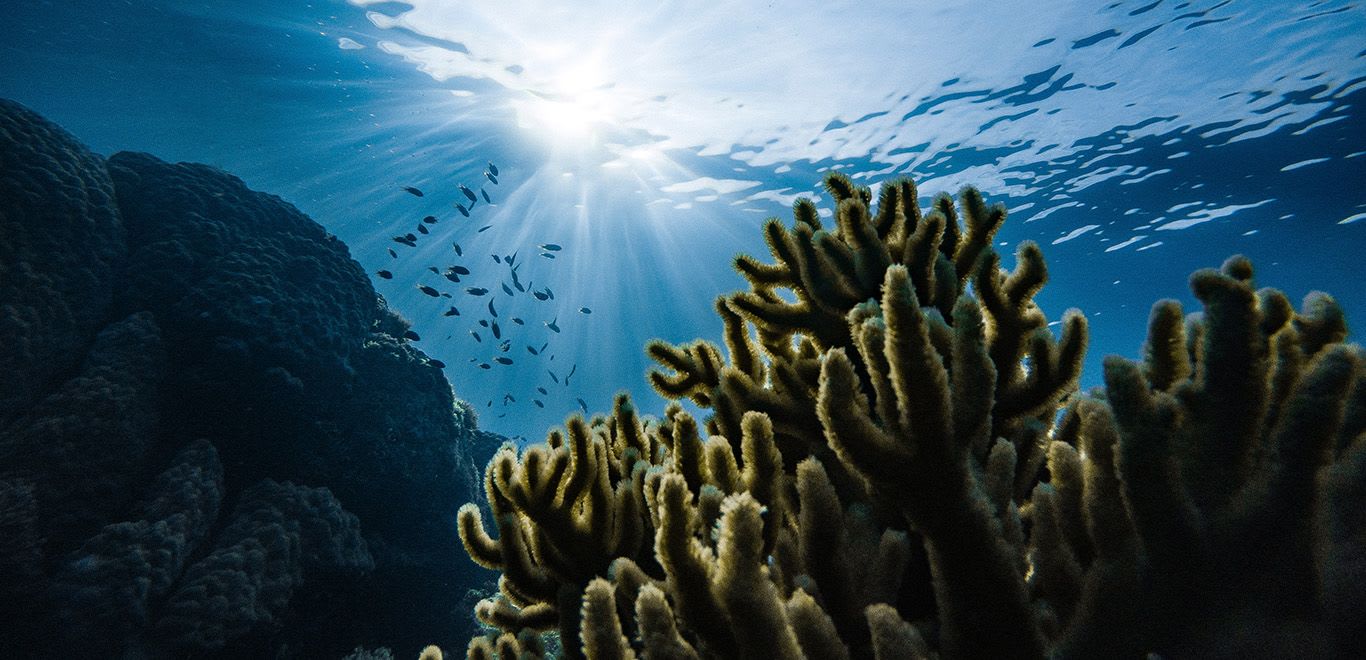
[2,0,1362,440]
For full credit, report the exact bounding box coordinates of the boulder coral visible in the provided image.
[456,173,1363,659]
[0,98,124,423]
[0,98,501,657]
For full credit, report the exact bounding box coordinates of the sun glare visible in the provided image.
[513,60,620,148]
[516,95,597,143]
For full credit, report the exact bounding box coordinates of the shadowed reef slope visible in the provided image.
[0,98,502,658]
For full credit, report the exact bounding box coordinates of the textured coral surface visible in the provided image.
[0,98,124,422]
[0,99,501,658]
[455,174,1364,660]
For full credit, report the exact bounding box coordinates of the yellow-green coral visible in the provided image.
[454,173,1364,659]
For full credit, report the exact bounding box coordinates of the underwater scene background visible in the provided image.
[4,0,1361,441]
[1,0,1364,658]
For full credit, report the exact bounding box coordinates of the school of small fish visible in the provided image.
[377,161,595,422]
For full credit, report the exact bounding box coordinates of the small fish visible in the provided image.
[471,331,482,342]
[502,283,514,296]
[507,250,518,265]
[539,342,548,353]
[466,287,489,296]
[443,306,460,317]
[511,317,524,325]
[539,244,562,252]
[404,330,421,341]
[503,393,516,403]
[539,252,556,259]
[492,254,502,264]
[393,236,416,247]
[545,287,554,300]
[479,362,491,369]
[536,386,548,395]
[402,186,424,197]
[455,203,469,218]
[548,370,560,384]
[481,189,492,204]
[495,357,513,366]
[488,162,499,176]
[376,270,393,279]
[488,299,498,317]
[442,292,453,298]
[428,359,445,369]
[427,266,439,274]
[566,364,577,379]
[533,291,549,301]
[576,398,589,414]
[499,340,511,352]
[449,265,470,276]
[478,225,492,233]
[388,248,398,259]
[418,285,441,297]
[444,272,461,283]
[487,400,493,408]
[485,171,499,184]
[460,184,477,202]
[479,320,489,328]
[579,307,592,314]
[527,345,539,355]
[492,322,501,339]
[497,413,506,418]
[452,242,463,256]
[534,399,545,408]
[417,224,430,235]
[422,215,438,224]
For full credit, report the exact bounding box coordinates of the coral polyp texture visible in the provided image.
[455,173,1363,659]
[0,99,503,657]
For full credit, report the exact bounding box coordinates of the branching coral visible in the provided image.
[457,395,663,655]
[454,173,1363,659]
[1047,258,1364,658]
[647,176,1083,490]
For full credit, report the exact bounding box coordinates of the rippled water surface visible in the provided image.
[3,0,1362,439]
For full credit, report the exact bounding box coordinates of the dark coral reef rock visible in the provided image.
[0,98,125,423]
[0,99,499,657]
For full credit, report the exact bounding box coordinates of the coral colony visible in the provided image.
[454,174,1364,659]
[0,99,494,656]
[2,97,1362,658]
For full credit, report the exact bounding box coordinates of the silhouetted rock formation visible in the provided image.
[0,98,500,658]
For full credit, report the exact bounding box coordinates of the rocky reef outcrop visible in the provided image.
[0,98,501,657]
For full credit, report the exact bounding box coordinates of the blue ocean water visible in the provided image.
[2,0,1361,441]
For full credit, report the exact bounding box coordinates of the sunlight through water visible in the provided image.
[0,0,1363,654]
[327,0,1364,440]
[3,0,1357,441]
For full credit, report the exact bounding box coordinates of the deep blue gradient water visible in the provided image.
[3,0,1362,441]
